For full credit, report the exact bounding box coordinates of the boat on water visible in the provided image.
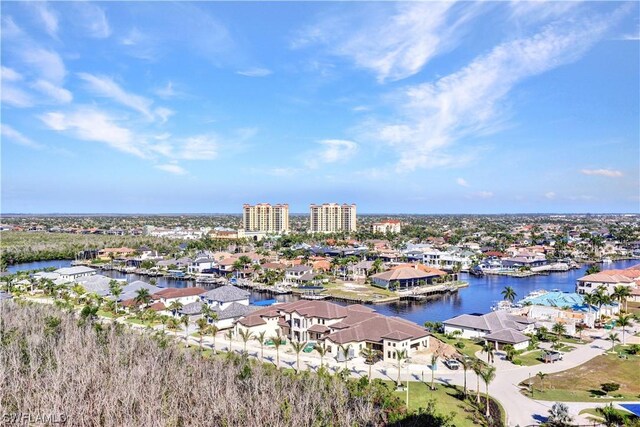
[602,258,613,264]
[469,266,484,277]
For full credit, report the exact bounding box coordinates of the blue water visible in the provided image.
[9,259,638,323]
[6,259,72,273]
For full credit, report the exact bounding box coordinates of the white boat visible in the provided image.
[602,258,613,264]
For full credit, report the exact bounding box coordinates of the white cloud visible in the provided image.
[40,108,145,158]
[21,47,66,84]
[77,73,154,120]
[32,2,59,38]
[75,2,111,38]
[178,136,218,160]
[305,139,358,168]
[545,192,556,200]
[508,1,580,24]
[294,3,479,82]
[0,85,33,107]
[237,68,272,77]
[154,82,179,99]
[1,66,23,82]
[32,79,72,104]
[155,163,187,175]
[470,191,494,199]
[1,124,43,149]
[154,107,174,124]
[456,177,469,187]
[581,168,623,177]
[368,9,625,171]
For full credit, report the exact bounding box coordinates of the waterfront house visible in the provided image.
[200,285,250,310]
[349,260,376,279]
[370,266,443,290]
[236,300,430,362]
[153,287,206,307]
[98,247,136,260]
[285,265,314,284]
[575,269,639,295]
[443,311,535,350]
[54,266,96,282]
[180,299,252,329]
[187,258,216,274]
[76,275,125,296]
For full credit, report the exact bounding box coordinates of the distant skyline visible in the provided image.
[1,2,639,214]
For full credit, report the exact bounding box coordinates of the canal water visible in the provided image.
[8,259,638,323]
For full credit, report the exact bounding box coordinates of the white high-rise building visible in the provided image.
[309,203,357,233]
[243,203,289,234]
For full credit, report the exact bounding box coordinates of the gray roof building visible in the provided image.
[202,285,250,303]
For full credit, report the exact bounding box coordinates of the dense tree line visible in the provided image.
[0,302,460,426]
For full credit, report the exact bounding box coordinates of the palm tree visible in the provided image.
[134,288,152,309]
[166,317,181,332]
[482,342,495,364]
[291,341,307,373]
[583,292,597,315]
[209,324,219,354]
[596,403,625,427]
[472,360,484,404]
[616,314,632,345]
[394,349,408,387]
[109,280,122,314]
[480,365,496,417]
[360,347,380,381]
[575,323,587,342]
[547,402,573,427]
[612,285,631,312]
[315,342,329,368]
[254,331,267,362]
[501,286,517,303]
[195,318,208,352]
[181,315,190,347]
[594,287,611,320]
[271,334,285,368]
[430,353,439,390]
[552,322,566,341]
[536,371,547,391]
[168,300,183,316]
[238,329,254,354]
[71,284,86,304]
[459,357,472,398]
[338,344,353,371]
[225,329,234,352]
[608,332,620,352]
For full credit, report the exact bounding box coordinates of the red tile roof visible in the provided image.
[153,287,206,299]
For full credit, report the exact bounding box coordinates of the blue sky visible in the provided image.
[1,1,638,214]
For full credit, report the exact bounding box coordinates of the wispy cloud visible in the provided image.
[545,192,556,200]
[32,79,72,104]
[456,177,470,187]
[237,68,272,77]
[77,73,156,120]
[31,2,59,38]
[155,163,187,175]
[177,136,218,160]
[468,191,494,199]
[306,139,358,168]
[368,8,627,171]
[154,81,182,99]
[581,168,623,177]
[293,2,480,83]
[1,124,43,149]
[74,2,111,38]
[40,107,145,158]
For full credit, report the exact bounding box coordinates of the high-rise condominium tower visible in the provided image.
[243,203,289,234]
[309,203,357,233]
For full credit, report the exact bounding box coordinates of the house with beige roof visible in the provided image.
[236,300,430,362]
[575,268,639,295]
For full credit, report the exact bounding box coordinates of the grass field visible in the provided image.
[384,380,502,427]
[513,349,543,366]
[522,350,640,401]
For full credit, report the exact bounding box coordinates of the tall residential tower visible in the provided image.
[243,203,289,234]
[309,203,357,233]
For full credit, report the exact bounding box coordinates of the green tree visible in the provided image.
[195,317,208,352]
[254,331,267,362]
[393,349,408,387]
[180,315,190,347]
[134,288,152,309]
[291,341,307,373]
[596,404,626,427]
[271,334,285,368]
[612,285,632,312]
[480,365,496,417]
[608,332,620,352]
[209,324,219,354]
[315,342,329,368]
[536,371,547,391]
[430,353,439,390]
[238,329,254,354]
[482,342,495,364]
[616,314,632,345]
[360,347,380,382]
[501,286,517,303]
[546,402,573,427]
[551,322,566,341]
[109,280,122,314]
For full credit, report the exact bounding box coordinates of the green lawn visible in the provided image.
[97,310,115,319]
[513,350,543,366]
[521,351,640,401]
[579,407,639,423]
[383,380,501,427]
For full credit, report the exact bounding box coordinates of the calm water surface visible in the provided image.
[9,259,638,323]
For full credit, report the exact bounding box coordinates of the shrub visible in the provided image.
[601,382,620,395]
[455,341,466,349]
